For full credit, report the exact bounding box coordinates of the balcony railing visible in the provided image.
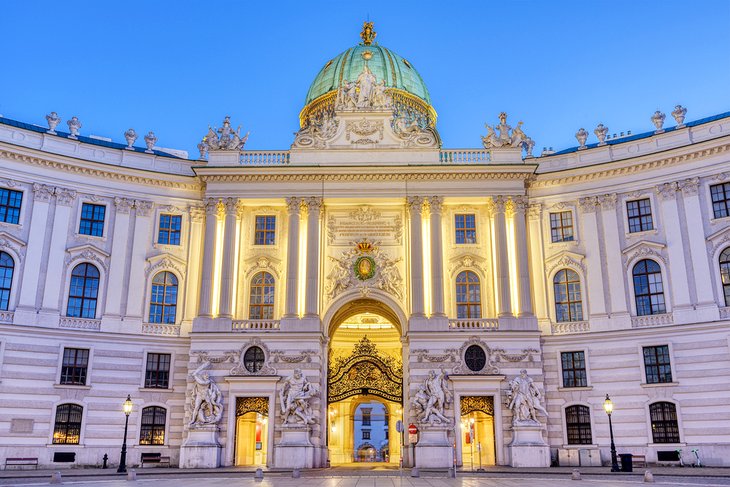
[142,323,181,336]
[448,318,499,330]
[631,313,674,328]
[0,310,13,323]
[232,319,281,331]
[551,321,590,335]
[240,151,290,165]
[59,317,101,331]
[439,149,490,164]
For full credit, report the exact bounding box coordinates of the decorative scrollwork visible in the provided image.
[236,397,269,417]
[460,395,494,417]
[270,350,317,363]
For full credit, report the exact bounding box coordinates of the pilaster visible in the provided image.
[578,197,609,330]
[217,197,241,320]
[428,196,446,321]
[304,197,323,321]
[407,196,426,323]
[102,197,133,323]
[40,187,77,318]
[193,198,220,332]
[511,196,535,327]
[124,199,154,325]
[598,194,631,328]
[489,196,513,322]
[282,197,302,325]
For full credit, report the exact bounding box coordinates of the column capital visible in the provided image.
[406,196,424,212]
[114,197,134,214]
[32,183,54,202]
[134,199,154,217]
[527,203,543,220]
[204,197,219,216]
[509,195,528,214]
[189,205,205,223]
[304,196,323,213]
[678,177,700,196]
[286,197,302,214]
[55,187,77,206]
[428,196,443,214]
[486,195,507,215]
[655,182,679,201]
[222,197,242,216]
[598,193,617,210]
[578,196,600,213]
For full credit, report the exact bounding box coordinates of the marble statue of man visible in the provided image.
[279,368,319,425]
[507,369,549,424]
[413,369,452,425]
[356,66,376,108]
[189,360,223,426]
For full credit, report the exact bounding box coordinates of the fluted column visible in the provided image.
[527,204,549,321]
[511,196,533,317]
[284,197,302,318]
[490,196,512,317]
[407,196,425,317]
[197,198,219,318]
[429,196,445,317]
[304,197,322,317]
[218,197,240,318]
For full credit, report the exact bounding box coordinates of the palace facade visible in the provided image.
[1,24,729,469]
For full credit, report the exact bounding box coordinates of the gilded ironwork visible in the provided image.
[460,396,494,417]
[236,396,269,417]
[360,21,376,46]
[328,336,403,403]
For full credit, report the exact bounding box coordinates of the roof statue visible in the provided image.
[360,21,376,45]
[482,112,534,157]
[200,116,249,156]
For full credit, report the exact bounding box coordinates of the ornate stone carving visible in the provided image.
[412,369,452,425]
[32,183,54,202]
[672,105,687,127]
[575,128,588,149]
[523,136,535,158]
[293,113,340,149]
[486,195,507,214]
[412,349,459,363]
[506,369,548,425]
[230,338,276,376]
[280,368,319,425]
[336,64,391,111]
[527,203,543,219]
[345,117,384,144]
[124,128,137,149]
[655,182,678,200]
[428,196,443,213]
[452,337,500,375]
[197,141,208,160]
[578,196,600,213]
[678,177,700,196]
[482,112,529,152]
[189,360,223,426]
[623,243,667,267]
[202,116,249,153]
[0,232,26,264]
[270,350,317,364]
[55,187,77,206]
[545,252,586,276]
[461,396,494,416]
[143,131,157,153]
[594,123,608,145]
[326,239,403,301]
[66,116,81,139]
[65,245,110,272]
[205,198,219,216]
[134,200,154,217]
[285,197,301,214]
[189,205,205,223]
[651,111,666,133]
[598,193,617,210]
[145,255,187,278]
[392,115,439,148]
[45,112,61,134]
[236,397,269,417]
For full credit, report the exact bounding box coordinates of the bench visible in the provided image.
[4,457,39,469]
[140,453,171,468]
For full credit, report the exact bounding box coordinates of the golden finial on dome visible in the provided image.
[360,21,376,45]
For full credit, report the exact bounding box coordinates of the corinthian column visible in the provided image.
[511,196,533,317]
[197,198,219,318]
[284,197,301,318]
[407,196,425,317]
[490,196,512,317]
[218,197,240,318]
[429,196,445,317]
[304,197,323,317]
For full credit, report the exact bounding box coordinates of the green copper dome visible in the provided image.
[304,44,432,106]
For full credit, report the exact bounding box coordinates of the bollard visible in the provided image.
[448,467,456,478]
[254,468,264,482]
[644,470,655,483]
[127,469,137,481]
[102,453,109,469]
[411,467,420,477]
[50,471,63,484]
[292,468,301,478]
[571,469,581,480]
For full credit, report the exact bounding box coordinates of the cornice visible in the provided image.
[529,140,730,189]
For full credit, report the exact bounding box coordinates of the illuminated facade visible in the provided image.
[0,23,729,469]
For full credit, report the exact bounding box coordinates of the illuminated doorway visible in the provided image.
[460,396,496,469]
[234,397,269,466]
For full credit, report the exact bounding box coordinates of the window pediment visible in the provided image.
[0,231,26,263]
[65,244,110,272]
[545,250,585,276]
[447,252,487,274]
[145,253,187,278]
[707,225,730,255]
[622,240,667,268]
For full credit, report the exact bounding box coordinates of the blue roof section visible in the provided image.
[0,116,184,159]
[550,111,730,156]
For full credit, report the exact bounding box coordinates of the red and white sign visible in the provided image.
[408,423,418,435]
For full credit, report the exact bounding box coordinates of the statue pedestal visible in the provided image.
[273,424,315,469]
[489,147,524,164]
[415,424,453,469]
[509,422,550,467]
[179,425,221,468]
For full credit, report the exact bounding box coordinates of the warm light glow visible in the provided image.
[506,214,520,315]
[422,214,432,317]
[490,218,500,312]
[603,394,613,415]
[231,219,241,315]
[122,394,133,415]
[297,212,307,317]
[211,216,225,317]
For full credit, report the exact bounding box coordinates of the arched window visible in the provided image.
[149,271,178,324]
[565,405,592,445]
[243,346,266,373]
[632,259,666,316]
[140,406,167,445]
[67,263,100,319]
[456,271,481,319]
[649,402,680,443]
[52,404,83,444]
[0,251,14,311]
[249,272,274,319]
[553,269,583,322]
[720,248,730,306]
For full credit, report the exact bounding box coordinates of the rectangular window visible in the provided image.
[550,211,574,242]
[455,214,477,244]
[60,348,90,385]
[158,214,182,245]
[643,345,673,384]
[79,203,106,237]
[565,405,593,445]
[144,353,171,389]
[626,199,654,233]
[362,430,370,440]
[0,188,23,225]
[254,216,276,245]
[710,183,730,219]
[561,351,587,388]
[362,413,371,426]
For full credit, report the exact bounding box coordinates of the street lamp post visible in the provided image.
[117,395,133,473]
[603,394,620,472]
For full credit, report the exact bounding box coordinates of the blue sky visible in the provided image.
[1,0,729,155]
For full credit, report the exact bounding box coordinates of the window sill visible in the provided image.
[626,228,658,238]
[557,386,593,392]
[75,233,107,242]
[0,221,22,228]
[153,242,183,251]
[561,444,599,449]
[640,382,679,388]
[139,387,173,393]
[647,442,686,447]
[54,384,91,390]
[136,444,167,448]
[47,443,85,448]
